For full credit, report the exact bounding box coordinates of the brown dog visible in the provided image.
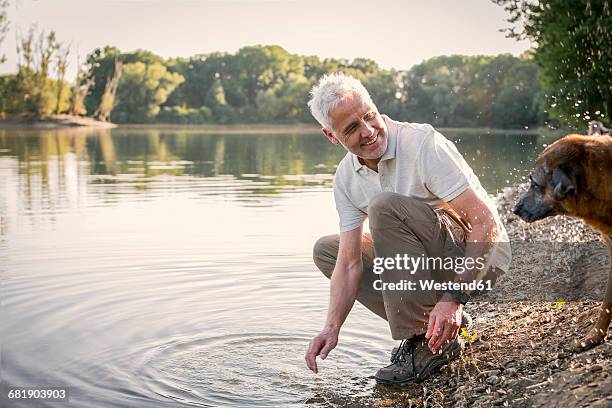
[513,134,612,350]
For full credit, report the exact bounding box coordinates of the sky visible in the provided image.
[1,0,531,78]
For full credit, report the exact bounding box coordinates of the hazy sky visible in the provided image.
[1,0,530,77]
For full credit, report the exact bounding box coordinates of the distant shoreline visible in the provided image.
[117,123,322,134]
[0,114,117,129]
[0,116,556,135]
[119,124,545,135]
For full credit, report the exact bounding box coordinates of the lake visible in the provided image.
[0,127,557,407]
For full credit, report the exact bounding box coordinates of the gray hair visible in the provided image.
[307,72,375,131]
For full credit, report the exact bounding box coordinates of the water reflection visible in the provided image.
[1,127,550,194]
[0,127,559,407]
[0,127,554,244]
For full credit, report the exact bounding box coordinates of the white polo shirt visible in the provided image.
[333,115,511,273]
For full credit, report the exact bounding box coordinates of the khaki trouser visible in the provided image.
[313,192,499,340]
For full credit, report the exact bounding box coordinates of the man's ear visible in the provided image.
[322,128,340,145]
[552,166,577,200]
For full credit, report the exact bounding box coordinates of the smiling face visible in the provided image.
[322,91,388,162]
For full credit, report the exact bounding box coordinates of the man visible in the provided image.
[304,73,511,384]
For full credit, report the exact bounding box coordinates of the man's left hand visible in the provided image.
[425,295,463,353]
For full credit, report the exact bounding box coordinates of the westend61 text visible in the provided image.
[373,279,493,292]
[372,255,486,275]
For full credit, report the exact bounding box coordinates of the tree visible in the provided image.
[398,54,544,128]
[495,0,612,128]
[83,46,122,114]
[0,0,8,64]
[205,77,236,123]
[112,61,183,123]
[94,58,122,121]
[363,69,403,120]
[165,52,231,109]
[15,27,60,116]
[0,74,19,113]
[54,45,69,114]
[491,57,544,128]
[70,56,93,115]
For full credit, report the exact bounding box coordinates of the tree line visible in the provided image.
[0,41,547,129]
[0,0,609,130]
[494,0,611,127]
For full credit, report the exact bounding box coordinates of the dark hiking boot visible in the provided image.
[376,335,463,385]
[389,310,473,362]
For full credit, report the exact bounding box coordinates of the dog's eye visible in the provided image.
[529,175,541,188]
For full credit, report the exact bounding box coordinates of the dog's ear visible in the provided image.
[552,166,576,200]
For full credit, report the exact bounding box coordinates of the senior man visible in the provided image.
[304,73,511,384]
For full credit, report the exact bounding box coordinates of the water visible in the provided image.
[0,127,556,407]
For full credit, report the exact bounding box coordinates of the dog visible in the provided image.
[513,134,612,351]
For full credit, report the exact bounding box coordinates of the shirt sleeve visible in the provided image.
[418,127,471,202]
[333,177,367,232]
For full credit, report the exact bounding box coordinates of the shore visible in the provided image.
[0,116,561,136]
[0,114,117,129]
[316,184,611,407]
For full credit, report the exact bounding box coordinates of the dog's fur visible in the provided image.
[514,134,612,350]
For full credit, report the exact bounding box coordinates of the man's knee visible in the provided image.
[369,192,426,228]
[313,234,339,278]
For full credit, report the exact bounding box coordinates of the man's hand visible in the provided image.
[425,295,463,353]
[305,327,339,373]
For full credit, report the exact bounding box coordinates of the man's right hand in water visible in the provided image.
[305,326,339,373]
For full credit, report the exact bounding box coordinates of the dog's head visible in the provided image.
[513,137,584,223]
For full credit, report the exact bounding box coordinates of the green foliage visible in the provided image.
[84,46,543,127]
[2,27,72,116]
[156,105,212,124]
[0,74,19,113]
[495,0,612,128]
[0,0,8,64]
[5,38,547,127]
[83,46,122,114]
[203,78,237,123]
[399,54,544,128]
[94,59,122,122]
[0,72,71,116]
[54,46,70,114]
[112,61,184,123]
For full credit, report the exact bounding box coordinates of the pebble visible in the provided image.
[478,369,501,378]
[474,385,487,393]
[505,368,518,377]
[590,364,604,372]
[487,375,499,385]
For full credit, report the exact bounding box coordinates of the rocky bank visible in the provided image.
[313,184,611,408]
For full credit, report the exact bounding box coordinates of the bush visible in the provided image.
[156,105,213,124]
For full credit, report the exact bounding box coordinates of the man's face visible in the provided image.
[323,92,388,160]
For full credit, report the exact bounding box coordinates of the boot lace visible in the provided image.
[390,337,419,374]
